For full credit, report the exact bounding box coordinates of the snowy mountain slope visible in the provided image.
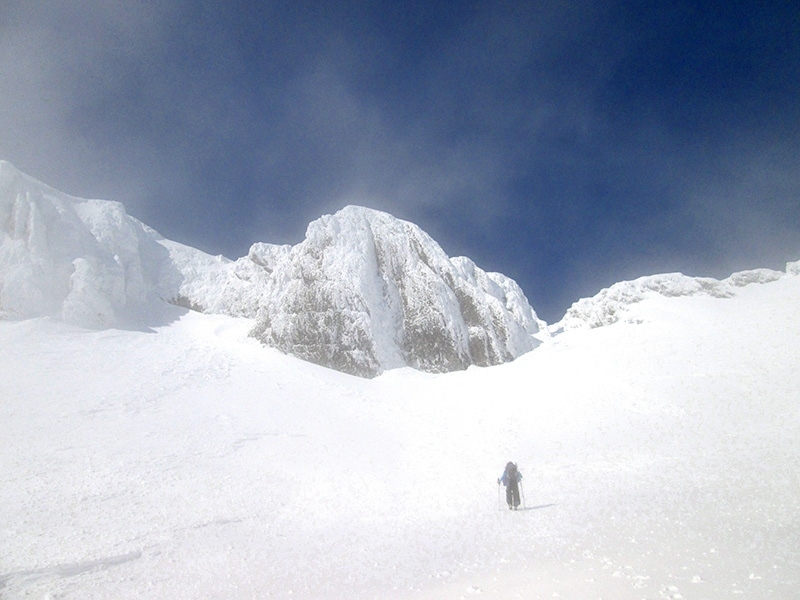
[156,209,548,377]
[157,237,270,316]
[554,267,787,332]
[0,160,180,328]
[165,206,545,377]
[0,161,543,375]
[1,260,798,599]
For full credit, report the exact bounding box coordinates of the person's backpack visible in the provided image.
[506,462,517,484]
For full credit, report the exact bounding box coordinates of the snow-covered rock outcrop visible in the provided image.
[0,161,179,328]
[1,162,544,376]
[254,207,544,376]
[174,206,545,377]
[13,157,795,377]
[554,267,790,332]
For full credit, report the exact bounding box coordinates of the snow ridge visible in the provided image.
[0,161,543,376]
[555,266,792,332]
[4,159,797,376]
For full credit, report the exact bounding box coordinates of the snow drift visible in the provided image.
[3,160,800,599]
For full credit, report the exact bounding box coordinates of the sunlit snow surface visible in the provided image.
[2,271,800,599]
[0,160,543,377]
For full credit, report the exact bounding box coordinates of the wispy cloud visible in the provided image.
[1,0,798,320]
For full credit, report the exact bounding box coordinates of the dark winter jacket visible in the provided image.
[498,467,522,486]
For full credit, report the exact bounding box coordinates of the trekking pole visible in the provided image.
[497,482,503,511]
[519,481,526,509]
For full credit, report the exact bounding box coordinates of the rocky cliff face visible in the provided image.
[5,160,798,377]
[169,206,545,377]
[1,161,544,376]
[242,206,544,377]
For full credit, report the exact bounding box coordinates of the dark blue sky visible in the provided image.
[2,1,799,322]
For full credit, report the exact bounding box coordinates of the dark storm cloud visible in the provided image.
[1,0,798,322]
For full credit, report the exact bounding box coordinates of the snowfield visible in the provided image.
[2,265,799,599]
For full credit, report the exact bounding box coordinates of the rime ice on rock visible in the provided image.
[554,268,787,332]
[0,161,544,376]
[164,206,547,376]
[246,206,545,377]
[161,206,547,376]
[8,159,794,377]
[0,160,179,328]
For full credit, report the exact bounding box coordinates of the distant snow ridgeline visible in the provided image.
[3,159,796,376]
[0,161,544,376]
[554,264,800,332]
